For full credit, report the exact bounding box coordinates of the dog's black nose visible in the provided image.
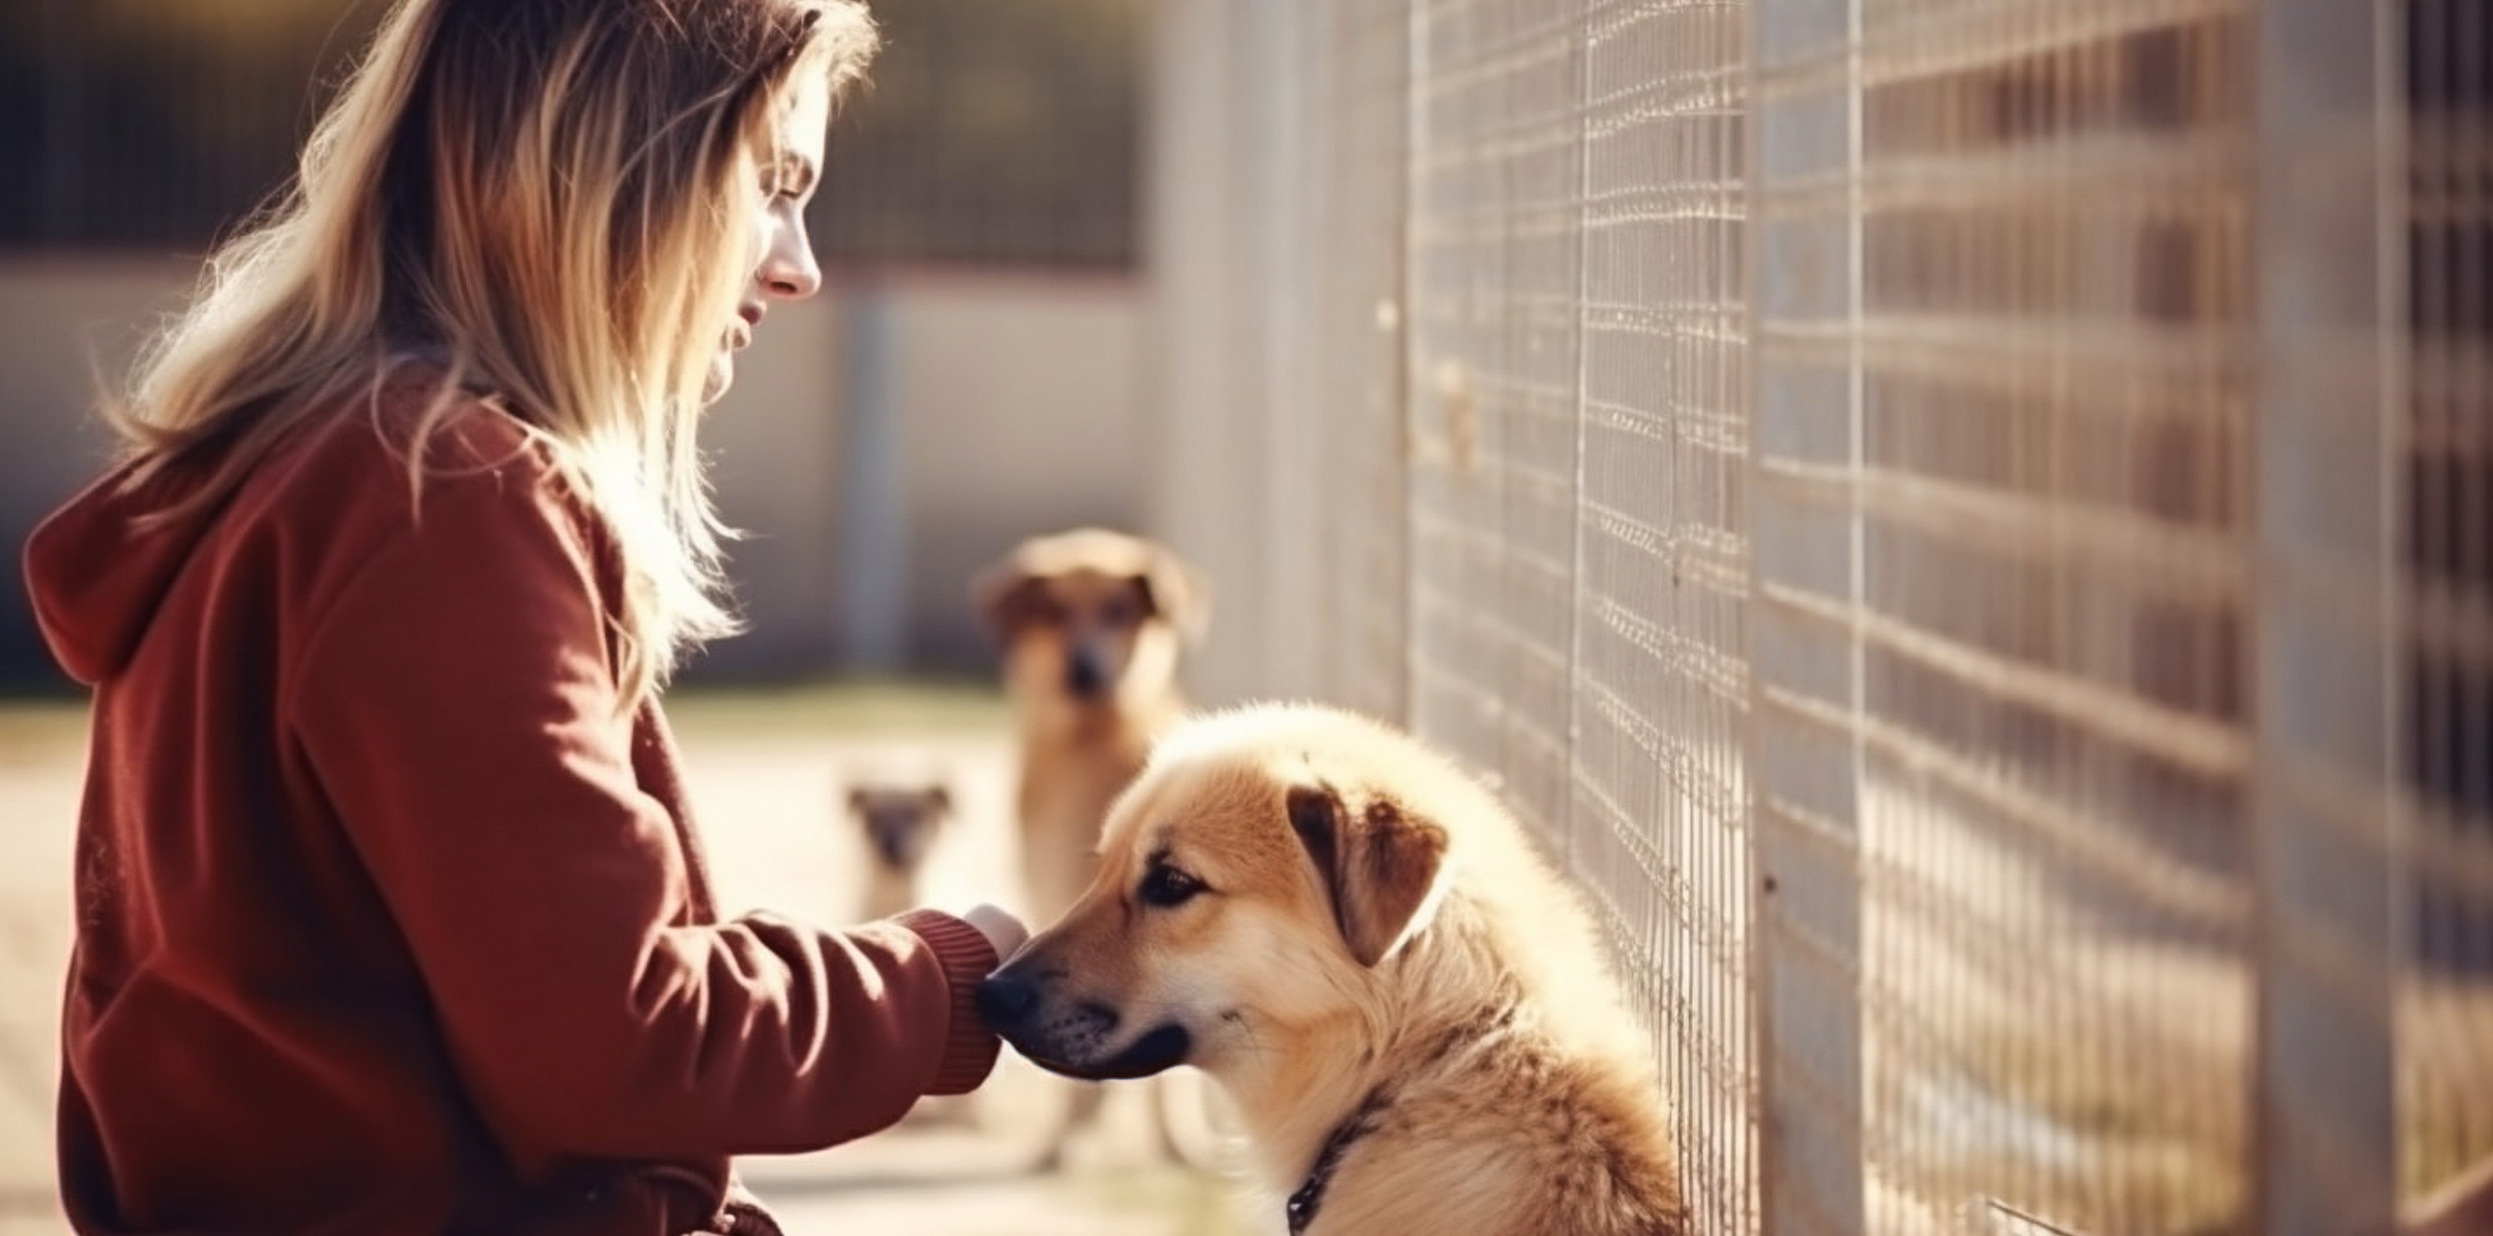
[1064,651,1105,698]
[871,824,924,870]
[978,972,1038,1030]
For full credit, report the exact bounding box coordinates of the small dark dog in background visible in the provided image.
[840,775,984,1130]
[843,778,954,924]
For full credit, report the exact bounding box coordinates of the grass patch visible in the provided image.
[2400,976,2493,1205]
[0,696,89,764]
[2406,1095,2493,1218]
[1878,1024,2247,1236]
[1078,1164,1261,1236]
[663,676,1012,738]
[3,678,1013,754]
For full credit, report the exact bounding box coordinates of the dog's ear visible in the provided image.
[1287,783,1447,967]
[970,556,1052,638]
[920,784,953,816]
[1136,546,1211,644]
[844,784,872,816]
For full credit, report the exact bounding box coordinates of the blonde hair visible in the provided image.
[107,0,878,708]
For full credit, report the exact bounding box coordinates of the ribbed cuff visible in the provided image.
[894,909,1003,1096]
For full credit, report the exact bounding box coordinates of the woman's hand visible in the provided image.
[961,903,1029,965]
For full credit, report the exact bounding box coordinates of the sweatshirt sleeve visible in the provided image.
[285,448,1000,1161]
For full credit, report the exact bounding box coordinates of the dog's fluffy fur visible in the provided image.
[981,703,1688,1235]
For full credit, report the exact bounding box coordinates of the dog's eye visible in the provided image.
[1138,863,1206,908]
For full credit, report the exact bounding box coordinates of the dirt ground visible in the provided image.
[0,684,1276,1236]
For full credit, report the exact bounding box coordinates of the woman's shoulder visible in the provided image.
[252,361,623,616]
[270,362,571,521]
[306,361,558,485]
[244,361,609,584]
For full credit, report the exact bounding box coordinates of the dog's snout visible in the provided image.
[869,821,921,869]
[1064,647,1106,698]
[1073,999,1120,1032]
[977,972,1039,1030]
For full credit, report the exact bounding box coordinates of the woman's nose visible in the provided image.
[760,229,821,300]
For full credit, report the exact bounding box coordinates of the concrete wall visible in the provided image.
[885,276,1147,671]
[0,257,1144,691]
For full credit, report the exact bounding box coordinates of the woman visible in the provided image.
[20,1,1026,1232]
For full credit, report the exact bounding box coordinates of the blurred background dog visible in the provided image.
[971,527,1225,1172]
[972,528,1209,928]
[842,777,956,923]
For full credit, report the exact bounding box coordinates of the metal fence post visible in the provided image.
[833,280,907,673]
[2248,2,2403,1232]
[1747,0,1865,1232]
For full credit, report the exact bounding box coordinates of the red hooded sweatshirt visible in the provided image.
[21,376,1001,1236]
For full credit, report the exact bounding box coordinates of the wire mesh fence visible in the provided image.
[1855,4,2256,1232]
[1148,1,2493,1233]
[2399,0,2493,1218]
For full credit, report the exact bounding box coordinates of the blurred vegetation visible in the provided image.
[817,0,1144,268]
[0,0,1143,269]
[664,677,1011,738]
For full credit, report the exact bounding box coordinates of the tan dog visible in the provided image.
[979,704,1688,1235]
[843,779,952,923]
[972,528,1208,924]
[971,527,1214,1169]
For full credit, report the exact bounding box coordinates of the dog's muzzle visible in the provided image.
[977,966,1192,1081]
[1063,647,1108,699]
[868,822,928,870]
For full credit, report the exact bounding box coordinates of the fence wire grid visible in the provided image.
[1146,1,2493,1234]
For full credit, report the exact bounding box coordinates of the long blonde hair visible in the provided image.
[108,0,877,707]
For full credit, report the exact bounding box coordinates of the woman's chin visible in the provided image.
[702,352,734,405]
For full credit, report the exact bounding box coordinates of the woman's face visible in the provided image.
[709,71,831,403]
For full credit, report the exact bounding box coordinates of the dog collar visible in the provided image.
[1286,1090,1386,1235]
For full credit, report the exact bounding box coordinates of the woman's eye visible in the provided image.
[1139,864,1205,908]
